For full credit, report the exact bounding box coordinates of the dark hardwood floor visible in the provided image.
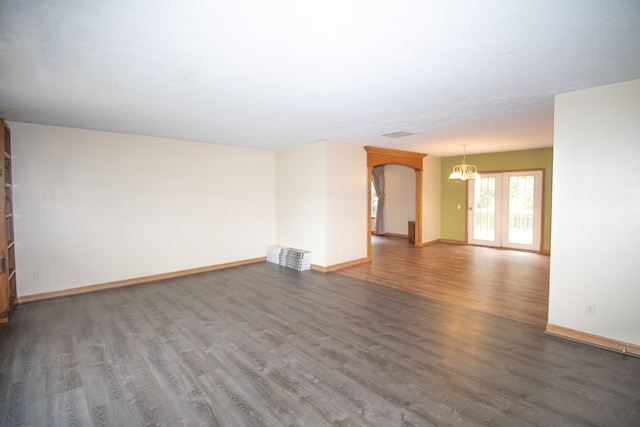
[0,243,639,426]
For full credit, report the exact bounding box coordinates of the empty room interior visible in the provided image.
[1,1,639,425]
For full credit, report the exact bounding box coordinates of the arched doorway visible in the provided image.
[365,146,427,260]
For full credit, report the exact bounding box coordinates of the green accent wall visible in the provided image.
[441,148,553,252]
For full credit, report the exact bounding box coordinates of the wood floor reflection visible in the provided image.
[336,236,550,327]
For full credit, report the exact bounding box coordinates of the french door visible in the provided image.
[467,171,543,251]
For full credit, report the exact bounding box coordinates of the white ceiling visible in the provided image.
[1,1,639,157]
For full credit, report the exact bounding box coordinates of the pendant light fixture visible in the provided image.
[448,145,480,181]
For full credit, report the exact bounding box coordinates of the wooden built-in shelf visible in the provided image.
[0,118,16,322]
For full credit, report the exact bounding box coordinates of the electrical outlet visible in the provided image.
[584,304,595,316]
[33,271,40,281]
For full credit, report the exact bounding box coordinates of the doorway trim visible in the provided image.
[365,146,427,260]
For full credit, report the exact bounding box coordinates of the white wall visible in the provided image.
[325,141,368,266]
[384,165,415,235]
[549,79,640,345]
[275,141,327,265]
[12,122,276,297]
[275,141,368,268]
[422,155,441,244]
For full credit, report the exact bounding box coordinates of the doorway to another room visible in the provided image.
[365,146,427,260]
[371,165,415,240]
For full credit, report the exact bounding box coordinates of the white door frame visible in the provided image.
[468,170,543,252]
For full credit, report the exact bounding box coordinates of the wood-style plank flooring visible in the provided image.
[337,236,550,326]
[1,247,639,426]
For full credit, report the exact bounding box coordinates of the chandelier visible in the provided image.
[448,145,480,181]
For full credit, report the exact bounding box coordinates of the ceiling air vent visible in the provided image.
[382,131,413,138]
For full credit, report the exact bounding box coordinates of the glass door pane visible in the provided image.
[507,175,535,244]
[502,171,542,251]
[468,174,501,247]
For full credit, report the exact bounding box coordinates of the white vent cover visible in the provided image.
[382,131,413,138]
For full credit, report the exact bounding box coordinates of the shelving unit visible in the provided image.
[0,118,16,323]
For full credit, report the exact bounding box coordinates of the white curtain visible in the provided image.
[372,165,388,234]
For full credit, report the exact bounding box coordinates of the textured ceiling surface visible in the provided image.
[1,0,639,156]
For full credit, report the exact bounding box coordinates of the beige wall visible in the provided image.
[422,155,441,244]
[276,141,368,267]
[549,79,640,346]
[325,141,368,266]
[12,122,276,297]
[275,141,327,264]
[384,165,415,235]
[11,123,369,298]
